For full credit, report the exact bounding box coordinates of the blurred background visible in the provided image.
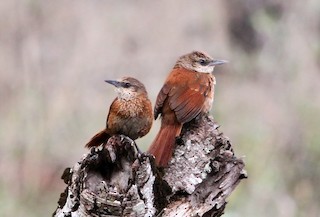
[1,0,320,216]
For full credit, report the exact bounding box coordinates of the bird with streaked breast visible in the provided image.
[148,51,227,167]
[85,77,153,149]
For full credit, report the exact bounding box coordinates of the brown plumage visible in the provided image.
[85,77,153,148]
[148,51,227,167]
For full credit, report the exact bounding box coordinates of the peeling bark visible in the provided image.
[53,115,246,217]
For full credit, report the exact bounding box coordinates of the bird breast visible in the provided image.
[116,97,146,117]
[108,96,152,139]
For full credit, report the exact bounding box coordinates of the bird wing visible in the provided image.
[106,98,120,130]
[155,68,212,123]
[154,83,171,120]
[168,84,208,123]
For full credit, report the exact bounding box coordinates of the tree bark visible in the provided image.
[53,115,247,217]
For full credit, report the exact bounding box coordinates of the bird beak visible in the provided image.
[209,59,228,66]
[105,80,122,87]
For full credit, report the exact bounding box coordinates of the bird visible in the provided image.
[85,77,153,150]
[148,51,227,167]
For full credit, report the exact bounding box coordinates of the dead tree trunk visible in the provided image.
[53,115,247,217]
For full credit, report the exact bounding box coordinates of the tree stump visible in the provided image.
[53,115,247,217]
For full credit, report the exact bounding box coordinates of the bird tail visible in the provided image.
[148,123,182,167]
[85,129,110,148]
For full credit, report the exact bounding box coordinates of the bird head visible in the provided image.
[105,77,147,101]
[176,51,227,73]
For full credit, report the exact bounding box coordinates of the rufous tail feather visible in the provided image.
[85,130,110,148]
[148,123,182,167]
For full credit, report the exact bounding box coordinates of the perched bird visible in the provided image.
[148,51,227,167]
[85,77,153,149]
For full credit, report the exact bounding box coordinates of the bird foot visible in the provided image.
[132,141,142,156]
[175,136,184,145]
[119,135,142,156]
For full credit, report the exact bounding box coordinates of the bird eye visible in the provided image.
[124,82,131,88]
[199,59,207,66]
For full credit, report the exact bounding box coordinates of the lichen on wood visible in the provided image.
[53,115,246,217]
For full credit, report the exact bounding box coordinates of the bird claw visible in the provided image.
[119,135,126,142]
[175,136,184,145]
[156,209,166,217]
[120,135,142,156]
[132,141,142,156]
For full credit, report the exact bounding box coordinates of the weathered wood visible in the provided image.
[53,115,246,217]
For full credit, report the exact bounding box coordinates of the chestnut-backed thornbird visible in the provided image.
[148,51,227,167]
[85,77,153,149]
